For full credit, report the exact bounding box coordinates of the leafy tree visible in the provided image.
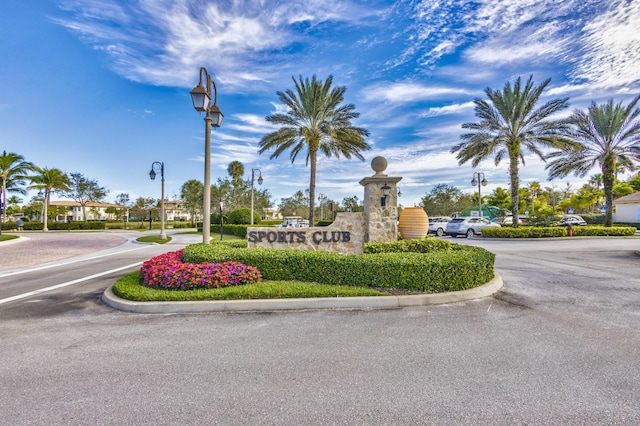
[628,173,640,191]
[419,184,473,216]
[278,190,309,218]
[259,74,370,225]
[60,172,107,222]
[546,96,640,226]
[486,187,511,211]
[451,75,571,227]
[130,197,156,224]
[180,180,203,226]
[0,151,34,229]
[340,195,363,212]
[28,167,70,231]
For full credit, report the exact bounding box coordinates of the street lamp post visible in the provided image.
[250,168,263,225]
[471,172,488,218]
[190,67,223,244]
[318,193,327,220]
[149,161,166,240]
[219,199,224,241]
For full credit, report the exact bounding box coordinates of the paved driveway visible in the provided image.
[0,235,639,424]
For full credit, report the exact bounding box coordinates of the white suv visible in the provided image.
[445,217,501,238]
[428,216,452,236]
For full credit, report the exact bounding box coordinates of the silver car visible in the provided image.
[446,217,501,238]
[428,216,452,236]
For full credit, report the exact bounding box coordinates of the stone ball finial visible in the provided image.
[371,156,388,176]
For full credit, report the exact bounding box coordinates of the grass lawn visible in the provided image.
[113,272,389,301]
[136,235,172,244]
[0,234,19,242]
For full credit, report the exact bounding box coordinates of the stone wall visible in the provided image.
[247,212,367,254]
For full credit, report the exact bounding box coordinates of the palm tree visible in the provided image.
[259,75,370,224]
[0,151,34,227]
[451,75,571,227]
[28,167,70,231]
[546,96,640,226]
[227,161,245,186]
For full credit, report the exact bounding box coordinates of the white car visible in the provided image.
[445,217,501,238]
[428,216,452,236]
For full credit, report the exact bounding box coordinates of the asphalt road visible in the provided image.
[0,235,639,425]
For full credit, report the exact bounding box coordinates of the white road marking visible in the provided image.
[0,245,151,278]
[0,261,142,305]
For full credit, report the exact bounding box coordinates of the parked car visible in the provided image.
[491,216,523,225]
[428,216,452,236]
[445,216,501,238]
[557,214,587,226]
[275,216,310,228]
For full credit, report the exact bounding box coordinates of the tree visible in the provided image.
[546,96,640,226]
[451,75,571,227]
[28,167,71,231]
[278,190,309,218]
[341,195,363,212]
[486,187,511,211]
[60,172,107,222]
[0,151,34,228]
[419,184,473,216]
[180,180,203,226]
[227,161,245,186]
[259,75,370,225]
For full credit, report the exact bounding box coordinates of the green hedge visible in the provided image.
[364,237,452,253]
[482,225,636,238]
[482,226,567,238]
[571,225,636,236]
[183,242,494,293]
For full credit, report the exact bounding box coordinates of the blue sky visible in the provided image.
[1,0,639,208]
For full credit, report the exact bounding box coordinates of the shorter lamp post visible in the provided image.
[219,199,224,241]
[149,161,166,240]
[250,168,263,225]
[471,172,487,217]
[318,193,327,220]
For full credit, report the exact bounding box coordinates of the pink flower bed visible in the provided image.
[139,249,261,290]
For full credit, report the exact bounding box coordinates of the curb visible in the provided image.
[101,273,503,314]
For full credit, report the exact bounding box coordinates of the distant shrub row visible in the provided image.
[482,225,636,238]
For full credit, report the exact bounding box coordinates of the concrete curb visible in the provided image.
[101,273,503,314]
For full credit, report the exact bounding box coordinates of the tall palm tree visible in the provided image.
[259,75,370,224]
[28,167,70,231]
[546,96,640,226]
[0,151,34,227]
[451,76,571,227]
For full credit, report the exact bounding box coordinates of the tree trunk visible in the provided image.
[508,146,520,228]
[308,149,316,225]
[43,189,50,232]
[602,161,615,227]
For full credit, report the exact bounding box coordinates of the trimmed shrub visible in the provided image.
[571,225,636,236]
[482,226,567,238]
[483,225,636,238]
[184,243,494,293]
[227,208,262,225]
[364,237,451,253]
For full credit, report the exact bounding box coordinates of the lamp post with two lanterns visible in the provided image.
[148,161,166,240]
[190,67,223,244]
[471,172,488,218]
[250,168,263,225]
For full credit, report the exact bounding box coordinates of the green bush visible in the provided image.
[1,221,18,231]
[20,221,106,231]
[184,243,494,293]
[482,226,567,238]
[227,208,262,225]
[259,220,283,226]
[364,237,451,253]
[482,225,637,238]
[571,225,636,236]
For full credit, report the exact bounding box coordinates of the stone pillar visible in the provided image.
[359,156,402,243]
